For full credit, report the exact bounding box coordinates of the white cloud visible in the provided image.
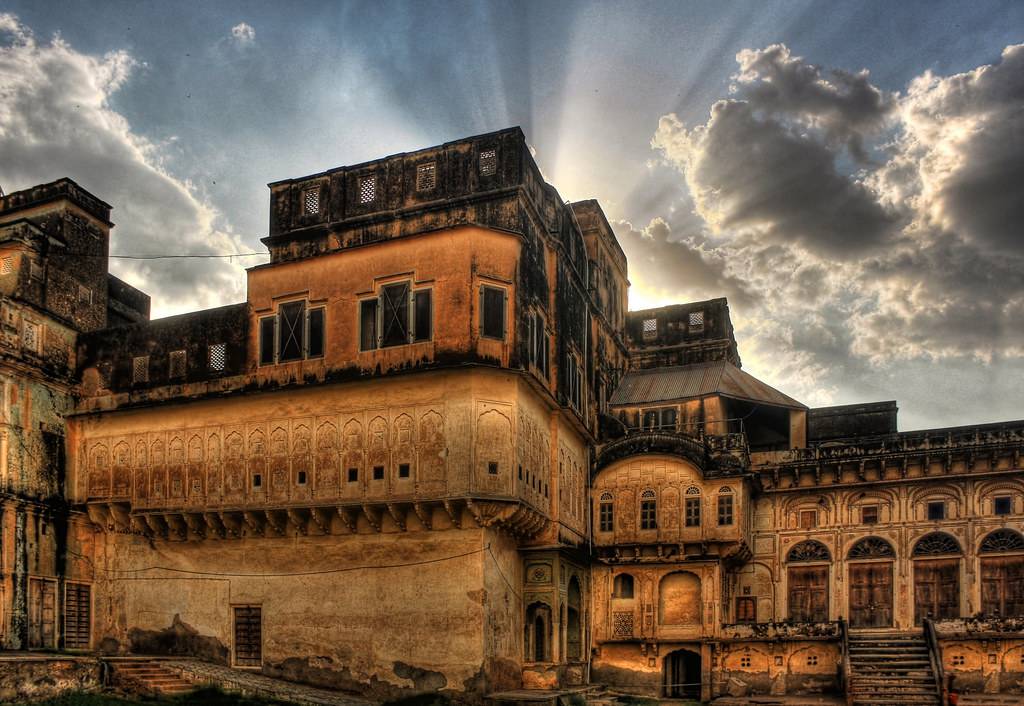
[0,14,253,318]
[231,22,255,45]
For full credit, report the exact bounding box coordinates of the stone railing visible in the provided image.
[719,620,841,640]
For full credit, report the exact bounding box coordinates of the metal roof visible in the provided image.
[609,360,806,410]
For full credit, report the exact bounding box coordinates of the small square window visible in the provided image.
[487,462,498,475]
[479,148,497,176]
[416,162,436,191]
[399,463,411,478]
[927,501,946,521]
[642,318,657,340]
[994,496,1012,515]
[372,465,384,480]
[689,310,704,329]
[807,655,818,666]
[347,468,358,483]
[132,355,149,384]
[799,509,817,529]
[951,654,965,667]
[740,656,752,668]
[358,175,376,204]
[861,505,879,525]
[252,474,262,488]
[296,470,307,485]
[208,343,226,372]
[303,187,320,215]
[169,350,187,379]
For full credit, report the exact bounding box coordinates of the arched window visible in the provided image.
[640,489,657,530]
[979,529,1024,554]
[847,536,896,559]
[717,487,734,526]
[787,540,832,563]
[978,529,1024,617]
[684,487,701,527]
[912,532,962,557]
[613,573,635,599]
[599,492,614,533]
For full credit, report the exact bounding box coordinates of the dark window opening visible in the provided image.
[307,307,325,358]
[347,468,358,483]
[994,496,1012,516]
[278,301,306,362]
[360,299,378,351]
[736,597,756,623]
[862,505,879,525]
[613,574,634,599]
[640,493,657,530]
[399,463,411,478]
[373,466,385,480]
[381,282,410,347]
[259,317,275,365]
[928,501,946,521]
[599,501,613,532]
[414,289,432,342]
[481,286,506,339]
[252,474,262,488]
[718,495,734,526]
[518,465,522,480]
[296,471,307,485]
[487,462,498,476]
[685,497,701,527]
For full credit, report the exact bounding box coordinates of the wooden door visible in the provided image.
[849,562,893,628]
[233,606,262,666]
[981,557,1024,617]
[788,566,829,622]
[64,583,92,649]
[28,579,56,649]
[914,559,959,624]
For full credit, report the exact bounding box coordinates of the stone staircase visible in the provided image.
[106,657,195,696]
[847,632,941,706]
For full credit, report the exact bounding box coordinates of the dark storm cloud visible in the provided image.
[654,101,899,257]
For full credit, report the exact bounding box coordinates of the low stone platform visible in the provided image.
[710,697,845,705]
[163,659,372,706]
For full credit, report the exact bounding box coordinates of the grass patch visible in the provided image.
[33,686,299,706]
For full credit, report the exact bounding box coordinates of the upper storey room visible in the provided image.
[76,128,628,432]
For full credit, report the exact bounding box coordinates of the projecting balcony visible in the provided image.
[594,429,749,476]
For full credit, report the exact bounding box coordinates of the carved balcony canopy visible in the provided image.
[82,496,549,542]
[593,430,749,477]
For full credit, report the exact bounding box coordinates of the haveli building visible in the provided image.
[0,127,1022,704]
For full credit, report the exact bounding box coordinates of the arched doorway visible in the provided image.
[663,648,701,698]
[979,529,1024,617]
[567,577,582,661]
[524,602,551,662]
[786,540,831,622]
[912,532,961,624]
[847,537,895,628]
[659,572,702,626]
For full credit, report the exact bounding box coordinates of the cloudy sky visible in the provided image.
[1,1,1022,430]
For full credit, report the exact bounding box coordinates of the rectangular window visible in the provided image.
[689,310,704,330]
[347,468,358,483]
[479,148,497,176]
[400,463,411,478]
[381,282,410,347]
[660,408,677,430]
[480,286,506,339]
[413,289,432,342]
[303,187,320,215]
[259,316,275,365]
[252,474,262,488]
[168,350,186,379]
[233,606,262,667]
[277,301,306,362]
[861,505,879,525]
[486,462,498,476]
[799,509,818,529]
[927,501,946,521]
[29,261,42,280]
[64,582,91,650]
[372,466,384,481]
[359,299,378,351]
[685,497,701,527]
[208,343,226,372]
[132,355,149,384]
[416,162,436,191]
[994,496,1013,515]
[736,597,756,624]
[640,500,657,530]
[527,311,547,375]
[358,175,376,204]
[307,307,325,358]
[0,256,12,274]
[718,495,734,526]
[296,470,307,485]
[599,503,613,532]
[23,321,41,353]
